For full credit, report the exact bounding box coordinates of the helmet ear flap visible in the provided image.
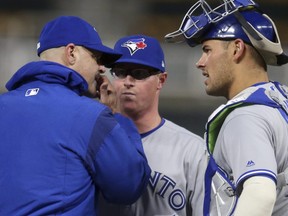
[241,13,288,66]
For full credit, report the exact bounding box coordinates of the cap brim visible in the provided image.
[86,44,122,66]
[111,58,164,72]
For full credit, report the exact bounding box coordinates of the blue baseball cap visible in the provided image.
[112,35,165,72]
[37,16,121,66]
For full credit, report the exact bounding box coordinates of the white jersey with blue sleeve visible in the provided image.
[210,82,288,216]
[98,119,208,216]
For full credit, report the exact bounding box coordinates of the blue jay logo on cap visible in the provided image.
[121,38,147,56]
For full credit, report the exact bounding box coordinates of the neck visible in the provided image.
[124,109,162,134]
[227,69,269,100]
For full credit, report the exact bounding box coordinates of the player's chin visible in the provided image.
[205,86,216,96]
[120,99,136,108]
[119,94,133,102]
[205,87,224,97]
[122,105,137,114]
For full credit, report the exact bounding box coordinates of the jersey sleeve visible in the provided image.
[86,109,151,204]
[220,107,277,192]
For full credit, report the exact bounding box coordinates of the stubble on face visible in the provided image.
[205,41,234,98]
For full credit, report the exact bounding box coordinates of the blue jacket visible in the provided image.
[0,61,151,216]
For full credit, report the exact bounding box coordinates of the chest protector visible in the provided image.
[203,82,288,216]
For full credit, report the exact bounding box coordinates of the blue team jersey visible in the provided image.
[0,61,151,215]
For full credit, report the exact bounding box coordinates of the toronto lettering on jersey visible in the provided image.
[149,171,186,211]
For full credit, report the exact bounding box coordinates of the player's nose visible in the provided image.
[123,75,135,87]
[196,54,206,69]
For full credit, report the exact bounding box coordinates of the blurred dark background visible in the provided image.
[0,0,287,136]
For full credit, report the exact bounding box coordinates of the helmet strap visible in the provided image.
[233,10,262,41]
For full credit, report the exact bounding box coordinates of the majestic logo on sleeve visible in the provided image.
[121,38,147,56]
[246,160,255,167]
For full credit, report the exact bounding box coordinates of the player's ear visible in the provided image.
[233,39,245,63]
[157,72,167,90]
[65,43,77,65]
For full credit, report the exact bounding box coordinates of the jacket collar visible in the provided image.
[6,61,88,95]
